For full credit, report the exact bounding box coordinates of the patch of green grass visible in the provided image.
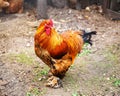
[5,52,36,65]
[40,70,48,75]
[26,92,32,96]
[72,92,78,96]
[32,66,49,82]
[26,87,46,96]
[110,77,120,87]
[78,43,91,57]
[113,79,120,87]
[15,53,35,65]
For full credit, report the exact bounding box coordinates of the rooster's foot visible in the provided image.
[45,76,63,88]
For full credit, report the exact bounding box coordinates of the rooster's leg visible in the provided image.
[45,76,63,88]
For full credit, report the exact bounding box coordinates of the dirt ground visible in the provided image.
[0,6,120,96]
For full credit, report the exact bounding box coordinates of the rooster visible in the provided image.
[0,0,9,9]
[34,19,96,88]
[3,0,23,13]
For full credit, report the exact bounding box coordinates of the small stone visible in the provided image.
[26,43,30,47]
[106,77,110,80]
[38,76,46,81]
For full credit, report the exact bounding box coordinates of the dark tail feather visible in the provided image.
[82,30,97,46]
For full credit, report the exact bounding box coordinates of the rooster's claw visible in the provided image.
[45,76,63,88]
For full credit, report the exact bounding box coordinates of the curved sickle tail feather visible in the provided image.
[82,30,97,46]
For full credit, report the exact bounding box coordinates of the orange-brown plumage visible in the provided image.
[34,19,96,88]
[34,19,83,76]
[34,19,83,60]
[3,0,23,13]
